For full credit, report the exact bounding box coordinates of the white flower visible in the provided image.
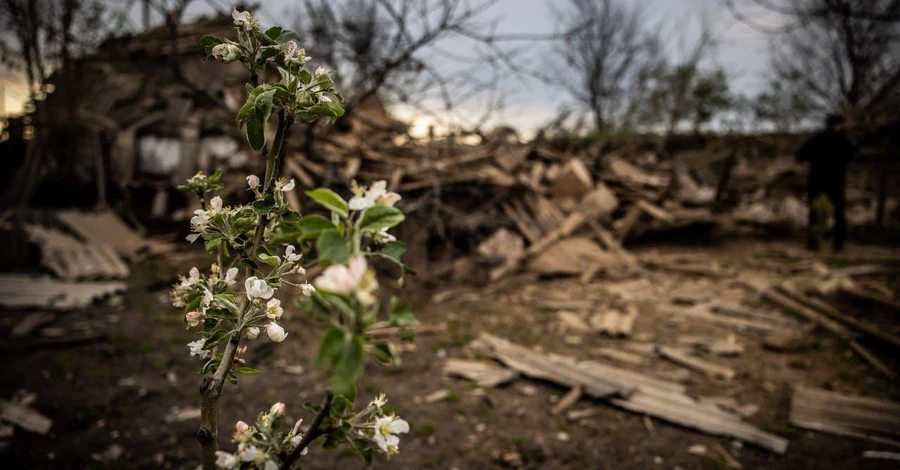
[285,245,302,262]
[370,393,388,409]
[315,67,327,77]
[314,255,368,295]
[295,265,307,276]
[246,174,259,190]
[299,282,316,297]
[375,227,396,243]
[265,298,284,320]
[235,421,250,433]
[215,451,237,468]
[191,209,209,230]
[185,311,202,328]
[202,289,214,310]
[209,196,223,211]
[267,322,287,342]
[270,402,286,416]
[377,191,401,207]
[186,233,201,243]
[281,179,295,192]
[232,8,257,30]
[188,339,210,358]
[373,415,409,454]
[181,267,200,287]
[245,276,275,300]
[245,326,260,340]
[348,180,387,211]
[224,267,239,286]
[212,43,241,64]
[264,461,278,470]
[238,445,258,462]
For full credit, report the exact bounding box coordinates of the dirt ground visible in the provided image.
[2,237,899,470]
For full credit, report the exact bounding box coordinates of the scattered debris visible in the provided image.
[469,333,787,453]
[442,359,517,388]
[550,385,584,416]
[790,386,900,446]
[0,400,52,435]
[655,345,737,380]
[0,275,126,311]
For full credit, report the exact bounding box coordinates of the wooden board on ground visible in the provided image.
[443,359,517,388]
[23,224,130,280]
[610,391,787,454]
[790,386,900,444]
[0,275,126,310]
[656,346,736,380]
[473,333,637,399]
[56,209,147,259]
[589,305,639,337]
[468,333,788,453]
[0,401,52,435]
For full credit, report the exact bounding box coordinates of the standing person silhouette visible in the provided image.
[795,114,856,252]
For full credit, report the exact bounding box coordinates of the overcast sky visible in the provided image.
[1,0,775,134]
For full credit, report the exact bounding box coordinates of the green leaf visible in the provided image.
[257,252,281,268]
[216,296,241,318]
[305,188,348,217]
[297,70,312,85]
[202,329,229,350]
[371,340,400,366]
[275,30,300,44]
[360,206,405,232]
[295,215,335,240]
[237,85,266,125]
[246,88,276,151]
[316,230,350,264]
[330,395,353,417]
[251,194,276,214]
[380,241,406,263]
[199,35,223,54]
[328,335,366,396]
[264,26,283,41]
[236,366,260,375]
[315,327,347,368]
[388,297,416,326]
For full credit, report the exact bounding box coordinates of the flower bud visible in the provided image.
[245,326,260,339]
[299,283,315,297]
[270,402,286,416]
[235,421,250,433]
[267,322,287,342]
[185,311,202,328]
[212,43,241,64]
[247,174,259,190]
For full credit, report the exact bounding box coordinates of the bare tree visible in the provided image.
[550,0,663,133]
[641,28,733,137]
[0,0,106,101]
[725,0,900,123]
[294,0,522,134]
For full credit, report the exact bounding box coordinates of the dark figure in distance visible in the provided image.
[795,114,856,252]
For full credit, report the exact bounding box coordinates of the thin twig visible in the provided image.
[280,392,334,469]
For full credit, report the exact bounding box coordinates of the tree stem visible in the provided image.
[198,110,294,470]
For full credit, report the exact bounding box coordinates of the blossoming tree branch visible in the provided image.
[172,9,416,469]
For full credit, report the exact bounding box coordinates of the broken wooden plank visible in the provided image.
[56,209,146,259]
[678,335,744,356]
[551,385,584,416]
[443,359,517,388]
[669,306,795,334]
[0,275,126,311]
[850,341,897,380]
[589,306,639,337]
[593,347,646,365]
[610,391,788,454]
[0,401,52,435]
[763,288,854,339]
[791,386,900,442]
[656,346,736,380]
[548,159,592,199]
[473,333,635,399]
